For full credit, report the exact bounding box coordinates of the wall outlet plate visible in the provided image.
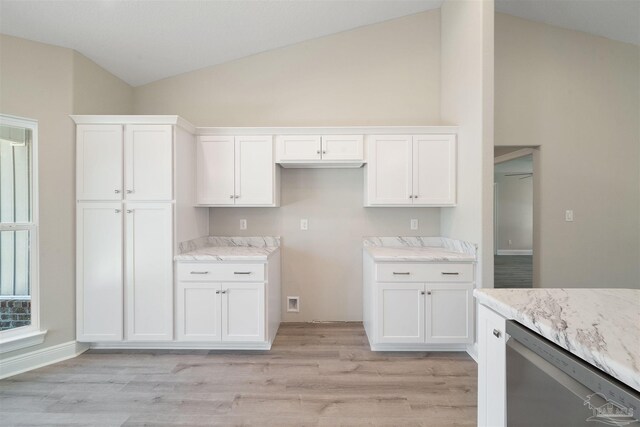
[300,219,308,230]
[287,296,300,312]
[410,219,418,230]
[565,210,574,222]
[240,219,247,230]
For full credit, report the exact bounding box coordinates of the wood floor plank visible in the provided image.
[0,322,477,426]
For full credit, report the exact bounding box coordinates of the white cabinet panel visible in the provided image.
[76,125,123,200]
[478,305,507,427]
[222,283,265,342]
[366,135,412,205]
[235,136,275,205]
[76,202,123,341]
[413,135,456,206]
[176,282,222,341]
[425,283,472,344]
[196,136,235,205]
[124,125,173,201]
[321,135,363,160]
[276,135,321,161]
[376,283,424,344]
[125,203,173,341]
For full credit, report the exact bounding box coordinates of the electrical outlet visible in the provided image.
[287,296,300,312]
[508,239,512,246]
[240,219,247,230]
[410,219,418,230]
[300,219,308,230]
[565,210,574,222]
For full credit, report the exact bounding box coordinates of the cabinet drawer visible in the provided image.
[376,263,473,282]
[177,263,265,282]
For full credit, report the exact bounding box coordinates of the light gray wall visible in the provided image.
[495,13,640,288]
[494,156,533,251]
[134,10,444,321]
[210,168,440,321]
[440,0,495,290]
[0,35,133,359]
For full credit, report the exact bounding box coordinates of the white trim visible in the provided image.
[0,114,41,341]
[494,148,534,164]
[89,341,272,350]
[278,160,365,168]
[0,340,89,379]
[197,125,459,136]
[0,329,46,353]
[466,342,478,363]
[70,115,196,134]
[496,249,533,255]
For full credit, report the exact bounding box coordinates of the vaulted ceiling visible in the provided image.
[1,0,638,87]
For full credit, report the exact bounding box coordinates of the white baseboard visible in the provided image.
[496,249,533,255]
[0,341,89,379]
[89,341,272,351]
[466,343,478,363]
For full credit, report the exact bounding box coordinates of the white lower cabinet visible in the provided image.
[77,202,174,342]
[176,257,280,349]
[477,304,507,427]
[125,203,174,341]
[76,202,124,342]
[364,253,474,350]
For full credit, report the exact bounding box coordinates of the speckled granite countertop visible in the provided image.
[474,288,640,392]
[175,236,280,261]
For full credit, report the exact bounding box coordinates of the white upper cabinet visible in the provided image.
[76,125,123,200]
[413,135,456,206]
[197,136,235,205]
[275,134,364,167]
[276,135,321,161]
[320,135,364,161]
[365,134,456,206]
[77,124,173,201]
[365,135,413,205]
[235,136,276,206]
[196,135,278,207]
[124,125,173,201]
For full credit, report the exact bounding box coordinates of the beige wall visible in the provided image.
[134,11,441,126]
[495,13,640,288]
[73,52,134,114]
[134,10,443,321]
[0,35,132,359]
[440,0,495,290]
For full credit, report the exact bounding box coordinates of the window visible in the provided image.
[0,114,44,351]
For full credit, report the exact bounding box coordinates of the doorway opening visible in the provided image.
[494,147,534,288]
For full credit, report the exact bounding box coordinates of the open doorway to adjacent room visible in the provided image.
[494,147,535,288]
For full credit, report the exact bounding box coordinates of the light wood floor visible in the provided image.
[0,323,477,426]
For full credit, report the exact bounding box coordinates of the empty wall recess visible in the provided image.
[287,296,300,313]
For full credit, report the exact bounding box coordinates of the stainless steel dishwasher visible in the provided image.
[506,320,640,426]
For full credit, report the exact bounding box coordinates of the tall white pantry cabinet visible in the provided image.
[73,116,208,343]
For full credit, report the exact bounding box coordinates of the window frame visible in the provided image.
[0,114,44,352]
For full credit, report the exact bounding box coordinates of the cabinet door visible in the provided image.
[235,136,275,205]
[76,125,123,200]
[478,304,507,427]
[76,202,123,341]
[176,282,222,341]
[321,135,364,161]
[125,203,173,341]
[366,136,413,205]
[124,125,173,201]
[376,283,424,343]
[196,136,235,205]
[413,135,456,206]
[276,135,321,161]
[221,283,265,342]
[424,283,472,344]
